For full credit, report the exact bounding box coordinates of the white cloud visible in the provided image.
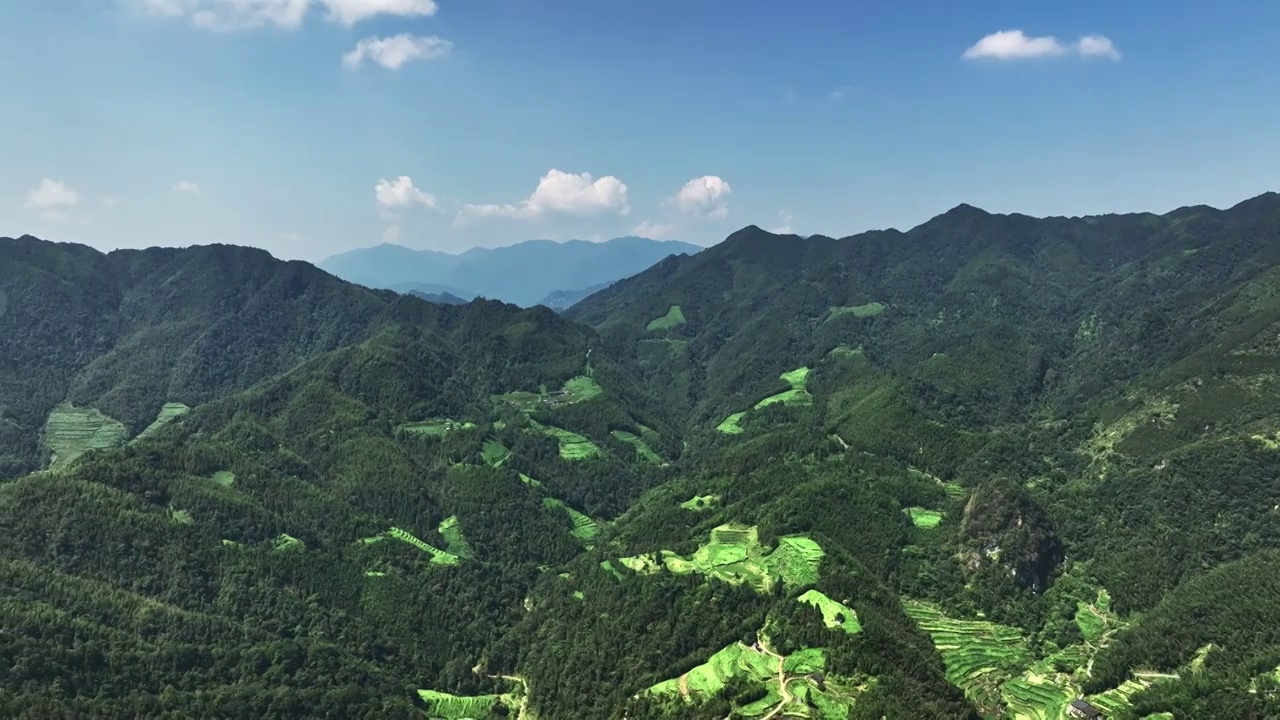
[375,175,437,210]
[100,196,121,208]
[828,86,851,102]
[458,169,630,222]
[134,0,437,30]
[24,179,81,211]
[963,29,1121,61]
[172,180,201,194]
[632,220,677,240]
[665,176,732,219]
[343,33,452,69]
[1076,35,1122,60]
[769,211,796,235]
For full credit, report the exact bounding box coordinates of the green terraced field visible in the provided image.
[386,527,461,565]
[646,304,686,331]
[825,302,886,321]
[618,524,824,593]
[560,375,603,402]
[797,590,862,634]
[273,534,305,552]
[43,404,128,470]
[397,418,478,436]
[528,420,601,460]
[679,494,719,511]
[543,498,600,540]
[518,473,543,488]
[903,600,1032,712]
[1000,676,1075,720]
[415,689,504,718]
[132,402,191,443]
[904,507,944,528]
[716,412,746,434]
[482,439,511,466]
[611,430,663,464]
[438,515,473,558]
[755,367,812,409]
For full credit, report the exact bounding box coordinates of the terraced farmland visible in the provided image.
[646,304,686,331]
[482,439,511,466]
[797,590,862,634]
[396,418,477,436]
[617,524,824,593]
[611,430,663,464]
[904,507,944,528]
[386,526,461,565]
[716,412,747,434]
[415,689,505,718]
[903,600,1032,712]
[438,515,473,558]
[542,498,600,540]
[43,404,128,470]
[132,402,191,443]
[528,419,601,460]
[717,367,812,434]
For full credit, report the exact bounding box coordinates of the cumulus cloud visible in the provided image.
[22,179,82,223]
[375,175,437,211]
[1076,34,1122,60]
[963,30,1121,61]
[134,0,437,30]
[769,211,796,235]
[458,169,630,222]
[632,220,677,240]
[343,33,452,69]
[172,180,201,194]
[665,176,733,219]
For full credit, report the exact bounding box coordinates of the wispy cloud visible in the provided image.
[134,0,439,30]
[343,33,452,70]
[172,180,201,194]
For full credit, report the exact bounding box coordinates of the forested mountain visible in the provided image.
[6,193,1280,719]
[320,236,701,307]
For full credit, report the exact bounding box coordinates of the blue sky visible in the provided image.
[3,0,1279,260]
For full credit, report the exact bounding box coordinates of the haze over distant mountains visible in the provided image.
[319,236,702,308]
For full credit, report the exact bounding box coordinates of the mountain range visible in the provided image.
[5,192,1280,719]
[319,235,702,308]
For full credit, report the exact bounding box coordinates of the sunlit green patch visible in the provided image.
[438,516,473,558]
[210,470,235,487]
[572,590,584,601]
[397,418,478,436]
[904,507,944,528]
[756,367,812,409]
[560,375,603,402]
[519,473,543,488]
[168,506,194,525]
[365,571,386,577]
[619,524,824,593]
[386,526,461,565]
[797,590,862,634]
[482,439,511,466]
[716,412,747,434]
[646,304,686,331]
[825,303,886,321]
[132,402,191,443]
[600,559,625,580]
[273,534,305,552]
[903,600,1032,712]
[942,482,967,500]
[543,497,599,540]
[415,689,504,718]
[528,419,601,460]
[611,430,663,464]
[679,494,720,511]
[43,403,128,471]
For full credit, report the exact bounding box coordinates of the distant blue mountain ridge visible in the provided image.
[319,236,702,307]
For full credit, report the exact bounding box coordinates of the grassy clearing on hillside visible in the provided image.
[646,637,867,717]
[798,590,862,634]
[679,494,720,511]
[528,419,601,460]
[611,430,663,464]
[617,524,824,593]
[718,367,813,434]
[904,507,944,528]
[386,526,461,565]
[825,303,886,321]
[210,470,235,487]
[543,498,600,540]
[494,375,604,413]
[132,402,191,443]
[646,304,686,331]
[518,473,543,488]
[273,534,305,552]
[43,404,128,470]
[397,418,477,436]
[482,439,511,466]
[438,516,473,558]
[716,412,747,434]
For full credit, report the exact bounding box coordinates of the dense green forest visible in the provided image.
[5,192,1280,719]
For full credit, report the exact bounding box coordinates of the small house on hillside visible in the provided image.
[1068,699,1104,719]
